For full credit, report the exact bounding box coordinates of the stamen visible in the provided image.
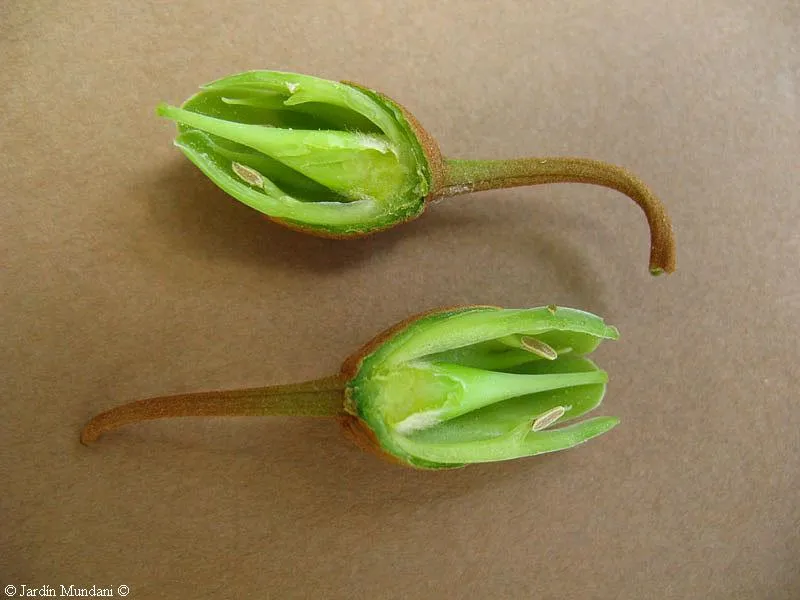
[547,304,557,315]
[520,336,558,360]
[232,162,265,188]
[532,406,566,432]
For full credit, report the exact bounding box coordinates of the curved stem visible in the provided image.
[440,157,676,275]
[81,375,346,444]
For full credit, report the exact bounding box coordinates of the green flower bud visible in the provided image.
[81,305,620,470]
[158,70,675,275]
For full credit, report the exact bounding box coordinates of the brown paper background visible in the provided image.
[2,1,798,598]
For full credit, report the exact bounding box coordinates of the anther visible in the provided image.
[520,336,558,360]
[232,162,265,188]
[532,406,566,432]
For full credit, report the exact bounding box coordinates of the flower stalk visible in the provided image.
[440,157,675,275]
[80,376,345,444]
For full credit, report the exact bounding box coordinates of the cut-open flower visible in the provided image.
[158,70,676,275]
[81,306,620,470]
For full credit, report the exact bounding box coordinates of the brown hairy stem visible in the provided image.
[438,157,676,275]
[81,375,345,444]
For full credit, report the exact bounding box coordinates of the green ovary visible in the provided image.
[373,364,464,432]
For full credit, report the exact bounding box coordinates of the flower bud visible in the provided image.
[82,305,620,470]
[158,70,676,275]
[157,70,434,236]
[340,305,619,469]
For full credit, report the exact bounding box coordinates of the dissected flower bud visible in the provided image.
[82,305,620,470]
[157,70,676,275]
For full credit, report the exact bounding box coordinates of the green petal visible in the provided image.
[393,416,619,464]
[381,307,618,366]
[173,133,381,226]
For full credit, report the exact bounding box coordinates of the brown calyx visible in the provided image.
[337,414,406,466]
[392,102,445,199]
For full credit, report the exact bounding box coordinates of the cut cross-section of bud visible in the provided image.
[157,70,677,274]
[156,71,431,236]
[81,305,621,470]
[344,305,620,468]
